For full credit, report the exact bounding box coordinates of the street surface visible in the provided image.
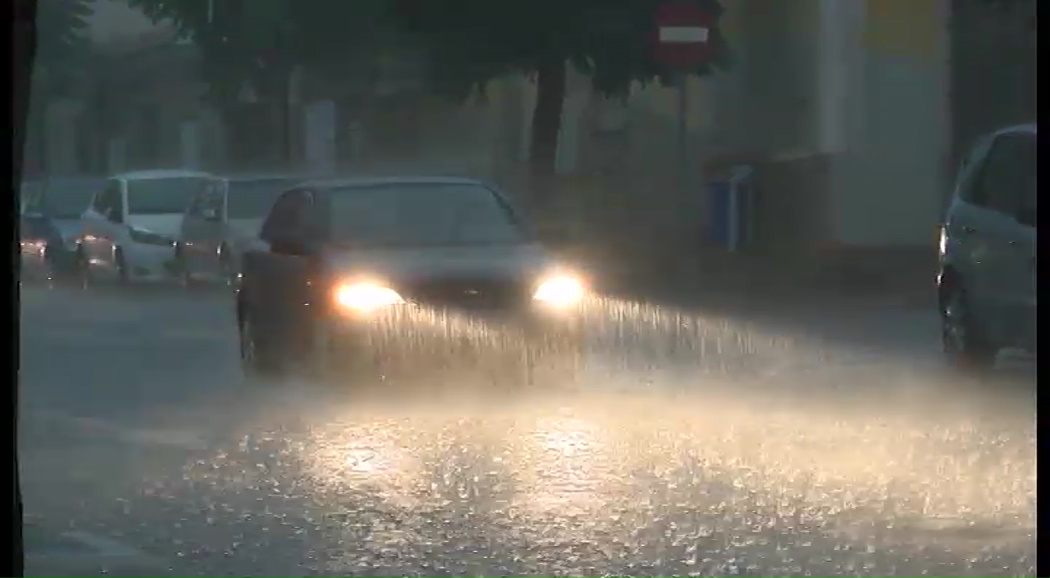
[19,284,1036,577]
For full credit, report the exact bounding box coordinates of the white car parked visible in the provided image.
[77,169,214,285]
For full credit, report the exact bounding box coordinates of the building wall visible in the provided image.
[950,0,1036,169]
[828,0,950,247]
[543,0,953,254]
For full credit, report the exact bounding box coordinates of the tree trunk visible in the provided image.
[528,58,566,208]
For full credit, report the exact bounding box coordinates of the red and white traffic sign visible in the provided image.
[652,1,713,70]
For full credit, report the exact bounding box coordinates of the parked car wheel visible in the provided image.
[239,312,285,379]
[941,284,997,372]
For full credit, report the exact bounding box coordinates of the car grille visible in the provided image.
[399,277,530,312]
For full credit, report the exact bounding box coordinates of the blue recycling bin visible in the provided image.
[707,180,731,247]
[706,178,752,250]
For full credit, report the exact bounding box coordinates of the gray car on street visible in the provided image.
[938,123,1036,372]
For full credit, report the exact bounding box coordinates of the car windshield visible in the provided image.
[226,179,298,219]
[126,177,209,215]
[39,179,105,219]
[327,183,526,247]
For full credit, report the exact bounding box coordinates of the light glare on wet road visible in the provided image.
[19,286,1036,577]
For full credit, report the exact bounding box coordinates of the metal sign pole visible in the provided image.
[654,2,713,253]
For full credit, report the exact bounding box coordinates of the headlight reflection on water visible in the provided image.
[170,384,1034,576]
[164,289,1033,575]
[286,395,1035,526]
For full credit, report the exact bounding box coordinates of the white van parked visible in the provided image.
[77,169,214,285]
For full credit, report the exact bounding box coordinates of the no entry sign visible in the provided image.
[652,1,713,70]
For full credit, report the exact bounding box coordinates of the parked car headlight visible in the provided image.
[20,240,45,256]
[333,281,405,314]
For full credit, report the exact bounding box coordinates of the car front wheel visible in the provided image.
[240,313,285,379]
[941,285,997,372]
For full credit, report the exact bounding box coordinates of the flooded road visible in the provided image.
[19,285,1036,577]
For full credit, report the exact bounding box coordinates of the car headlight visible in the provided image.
[333,281,404,313]
[129,227,174,247]
[20,240,45,256]
[532,275,585,309]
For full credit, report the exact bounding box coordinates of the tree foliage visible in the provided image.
[393,0,730,182]
[396,0,729,99]
[125,0,394,106]
[34,0,93,93]
[121,0,730,181]
[125,0,283,105]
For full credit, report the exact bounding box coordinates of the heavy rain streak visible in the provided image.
[17,0,1036,577]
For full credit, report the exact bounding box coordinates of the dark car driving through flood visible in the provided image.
[236,176,587,388]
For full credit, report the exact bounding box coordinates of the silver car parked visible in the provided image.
[176,174,304,287]
[938,123,1036,372]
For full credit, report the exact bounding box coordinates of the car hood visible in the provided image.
[125,215,183,238]
[51,219,83,243]
[327,243,554,283]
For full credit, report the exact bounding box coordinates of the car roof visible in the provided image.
[300,175,491,191]
[36,175,105,182]
[39,176,106,188]
[218,173,306,183]
[113,169,213,181]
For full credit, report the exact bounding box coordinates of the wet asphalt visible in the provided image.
[18,283,1036,577]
